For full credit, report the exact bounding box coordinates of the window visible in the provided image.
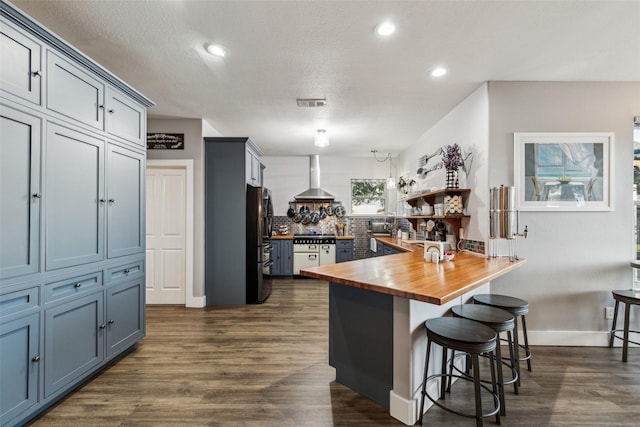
[350,179,386,215]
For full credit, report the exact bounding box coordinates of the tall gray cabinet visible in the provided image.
[0,2,153,426]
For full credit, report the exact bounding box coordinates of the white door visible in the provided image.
[146,166,186,304]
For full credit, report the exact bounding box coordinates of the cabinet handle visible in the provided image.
[32,356,40,362]
[124,269,130,274]
[32,70,42,77]
[108,319,115,324]
[108,109,115,114]
[74,283,82,288]
[32,193,42,199]
[99,324,106,329]
[108,198,115,203]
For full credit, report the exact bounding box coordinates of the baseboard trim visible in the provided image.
[186,296,206,308]
[389,390,417,426]
[525,330,638,347]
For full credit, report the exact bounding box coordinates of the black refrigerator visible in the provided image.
[246,185,273,303]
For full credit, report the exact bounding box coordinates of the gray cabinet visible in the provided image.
[105,87,146,146]
[106,278,144,357]
[271,240,293,276]
[0,103,41,280]
[46,51,105,130]
[44,291,105,398]
[106,144,144,258]
[45,123,105,271]
[0,3,152,424]
[0,20,42,105]
[0,312,40,424]
[336,240,354,263]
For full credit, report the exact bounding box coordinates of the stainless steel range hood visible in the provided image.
[294,155,334,201]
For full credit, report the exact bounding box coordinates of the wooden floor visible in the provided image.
[29,279,640,426]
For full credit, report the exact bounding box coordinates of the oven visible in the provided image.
[293,235,336,274]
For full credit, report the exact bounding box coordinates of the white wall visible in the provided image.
[397,84,490,241]
[487,81,640,345]
[261,155,395,216]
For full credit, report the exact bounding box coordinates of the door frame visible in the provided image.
[146,159,197,307]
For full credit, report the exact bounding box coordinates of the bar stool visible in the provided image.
[450,304,519,416]
[609,289,640,362]
[419,317,500,427]
[473,294,532,384]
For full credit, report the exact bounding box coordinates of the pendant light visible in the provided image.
[372,150,395,189]
[314,129,329,147]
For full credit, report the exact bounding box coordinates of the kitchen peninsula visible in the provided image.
[300,238,526,425]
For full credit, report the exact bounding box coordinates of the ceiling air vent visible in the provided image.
[296,98,327,108]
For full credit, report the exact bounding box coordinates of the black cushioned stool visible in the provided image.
[450,304,518,416]
[609,290,640,362]
[419,317,500,427]
[473,294,531,385]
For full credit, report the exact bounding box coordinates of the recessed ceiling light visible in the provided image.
[430,67,447,77]
[206,43,228,58]
[375,22,395,36]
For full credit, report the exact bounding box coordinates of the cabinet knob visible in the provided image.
[108,109,115,114]
[99,198,106,204]
[108,319,115,324]
[99,105,105,109]
[123,269,130,274]
[108,198,115,203]
[74,283,82,288]
[32,192,42,199]
[32,355,40,362]
[32,70,42,77]
[99,324,106,329]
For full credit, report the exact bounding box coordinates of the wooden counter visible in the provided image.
[301,240,526,305]
[270,234,354,239]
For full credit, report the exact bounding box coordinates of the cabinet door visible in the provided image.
[46,51,104,130]
[0,313,40,424]
[106,279,144,357]
[269,241,282,275]
[0,104,41,279]
[45,124,104,270]
[105,87,145,146]
[282,240,293,275]
[0,21,42,105]
[44,291,104,398]
[107,145,144,258]
[245,148,254,185]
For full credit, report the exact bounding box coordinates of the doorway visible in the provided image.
[146,160,194,305]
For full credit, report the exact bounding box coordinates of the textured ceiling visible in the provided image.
[11,0,640,156]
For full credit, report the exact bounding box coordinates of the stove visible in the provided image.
[293,234,336,274]
[293,234,336,244]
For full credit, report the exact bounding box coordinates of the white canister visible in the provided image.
[401,231,409,240]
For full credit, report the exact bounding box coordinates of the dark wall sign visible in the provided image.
[147,133,185,149]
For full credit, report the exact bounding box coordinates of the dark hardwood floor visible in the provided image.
[28,279,640,426]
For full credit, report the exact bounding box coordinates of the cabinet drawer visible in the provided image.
[44,272,102,304]
[105,87,145,146]
[46,51,105,130]
[105,260,144,286]
[0,286,39,318]
[0,20,42,105]
[336,240,353,250]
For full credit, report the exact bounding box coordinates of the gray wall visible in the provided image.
[488,81,640,344]
[147,118,212,299]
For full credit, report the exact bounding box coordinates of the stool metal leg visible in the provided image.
[506,330,519,395]
[623,302,631,362]
[440,347,448,399]
[419,338,432,424]
[495,339,506,416]
[488,350,501,425]
[472,353,483,427]
[609,300,620,348]
[521,314,532,371]
[513,317,521,386]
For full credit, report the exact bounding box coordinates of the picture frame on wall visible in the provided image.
[514,132,614,211]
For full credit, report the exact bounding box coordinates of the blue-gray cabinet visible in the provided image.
[0,312,39,423]
[336,240,354,263]
[0,103,41,280]
[271,239,293,276]
[0,20,42,105]
[0,3,152,425]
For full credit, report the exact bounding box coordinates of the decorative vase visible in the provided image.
[446,169,459,189]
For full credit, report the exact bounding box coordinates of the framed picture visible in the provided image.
[514,132,614,211]
[147,133,185,149]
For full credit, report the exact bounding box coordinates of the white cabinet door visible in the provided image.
[105,87,145,146]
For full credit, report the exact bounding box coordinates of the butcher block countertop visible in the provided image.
[270,234,354,240]
[300,237,526,305]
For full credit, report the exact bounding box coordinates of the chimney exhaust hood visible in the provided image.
[294,155,334,201]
